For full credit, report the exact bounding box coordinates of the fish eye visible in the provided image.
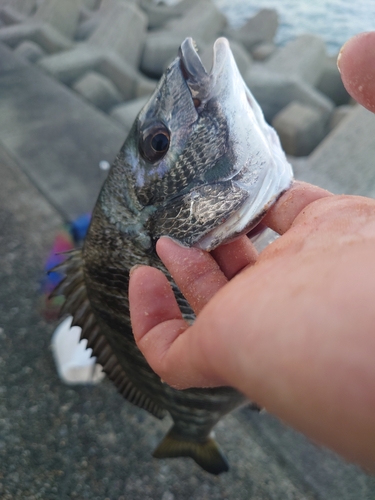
[139,122,170,163]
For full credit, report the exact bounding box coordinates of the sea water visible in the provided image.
[160,0,375,54]
[215,0,375,54]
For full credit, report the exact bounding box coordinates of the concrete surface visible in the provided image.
[141,0,226,77]
[0,43,124,220]
[264,35,327,86]
[225,8,278,52]
[244,66,333,123]
[294,104,375,197]
[272,101,328,156]
[1,41,375,499]
[73,70,123,111]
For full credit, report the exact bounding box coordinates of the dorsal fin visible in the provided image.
[50,250,167,419]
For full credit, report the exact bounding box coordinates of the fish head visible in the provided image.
[118,37,293,251]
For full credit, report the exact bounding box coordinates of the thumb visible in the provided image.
[338,31,375,113]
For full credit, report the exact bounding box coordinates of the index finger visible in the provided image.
[262,181,333,234]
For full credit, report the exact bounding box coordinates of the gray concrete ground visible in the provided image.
[0,43,124,220]
[1,42,375,499]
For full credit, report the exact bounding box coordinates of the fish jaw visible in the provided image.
[190,38,293,250]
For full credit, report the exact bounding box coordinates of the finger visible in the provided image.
[156,237,228,315]
[210,235,258,279]
[129,265,184,338]
[262,181,333,234]
[338,31,375,113]
[129,264,222,389]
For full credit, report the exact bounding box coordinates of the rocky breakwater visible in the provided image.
[1,0,374,197]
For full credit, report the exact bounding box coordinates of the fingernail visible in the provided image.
[337,42,347,73]
[337,36,353,73]
[336,51,342,73]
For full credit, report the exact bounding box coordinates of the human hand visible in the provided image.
[338,31,375,113]
[129,32,375,471]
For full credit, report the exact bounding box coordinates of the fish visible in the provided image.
[52,37,293,475]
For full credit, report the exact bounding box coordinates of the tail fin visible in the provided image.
[153,427,229,475]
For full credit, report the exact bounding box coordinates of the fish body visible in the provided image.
[54,38,293,474]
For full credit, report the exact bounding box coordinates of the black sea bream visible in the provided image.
[53,37,293,474]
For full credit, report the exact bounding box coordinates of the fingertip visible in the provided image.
[211,235,258,279]
[129,264,182,342]
[262,181,332,234]
[136,318,190,388]
[338,31,375,113]
[156,236,206,266]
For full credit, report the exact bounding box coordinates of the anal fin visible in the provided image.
[153,427,229,475]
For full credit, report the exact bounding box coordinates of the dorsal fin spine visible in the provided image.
[53,249,167,420]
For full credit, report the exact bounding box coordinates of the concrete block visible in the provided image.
[75,14,98,41]
[88,1,147,67]
[73,70,123,111]
[139,0,191,29]
[224,39,252,76]
[329,104,352,130]
[272,101,328,156]
[264,34,327,87]
[32,0,80,39]
[0,22,73,53]
[134,72,157,98]
[0,0,79,57]
[0,0,36,16]
[316,55,350,106]
[110,94,150,132]
[14,39,45,62]
[0,6,27,25]
[79,6,94,23]
[82,0,101,9]
[38,45,103,84]
[226,9,278,51]
[0,36,29,71]
[293,105,375,197]
[141,1,226,77]
[245,65,334,122]
[0,22,38,47]
[0,48,125,219]
[141,31,183,78]
[165,0,227,44]
[77,1,142,42]
[39,39,156,99]
[251,42,276,61]
[99,52,157,100]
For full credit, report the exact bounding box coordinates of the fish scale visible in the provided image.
[53,37,293,475]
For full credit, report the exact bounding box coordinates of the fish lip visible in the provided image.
[179,37,234,102]
[210,37,231,80]
[178,37,210,101]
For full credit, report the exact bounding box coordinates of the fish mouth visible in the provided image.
[179,37,293,251]
[178,37,235,106]
[178,37,210,104]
